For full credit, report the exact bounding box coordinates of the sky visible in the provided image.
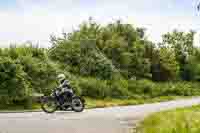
[0,0,200,48]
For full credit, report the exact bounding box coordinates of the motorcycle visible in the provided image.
[40,88,85,113]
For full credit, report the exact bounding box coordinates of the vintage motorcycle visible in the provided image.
[40,88,85,113]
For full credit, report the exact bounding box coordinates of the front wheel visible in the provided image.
[41,97,58,113]
[71,96,85,112]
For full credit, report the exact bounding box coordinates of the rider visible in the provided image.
[57,74,73,105]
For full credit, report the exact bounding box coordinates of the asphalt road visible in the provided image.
[1,97,200,133]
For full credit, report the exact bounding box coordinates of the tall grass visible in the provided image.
[136,106,200,133]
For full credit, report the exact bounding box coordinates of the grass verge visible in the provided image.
[0,96,191,112]
[136,105,200,133]
[85,96,189,109]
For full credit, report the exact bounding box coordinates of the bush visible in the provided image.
[0,57,31,104]
[127,79,200,98]
[109,79,129,98]
[77,77,110,98]
[76,76,130,98]
[49,41,119,80]
[18,56,58,94]
[2,46,46,60]
[128,80,155,98]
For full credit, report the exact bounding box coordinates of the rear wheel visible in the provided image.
[41,97,58,113]
[71,96,85,112]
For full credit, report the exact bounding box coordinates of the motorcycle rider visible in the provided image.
[57,74,73,105]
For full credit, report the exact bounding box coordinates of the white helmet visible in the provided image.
[57,74,66,82]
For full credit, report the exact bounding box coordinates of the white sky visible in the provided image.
[0,0,200,48]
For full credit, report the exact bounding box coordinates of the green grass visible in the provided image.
[136,105,200,133]
[85,96,188,109]
[0,96,191,112]
[0,102,41,111]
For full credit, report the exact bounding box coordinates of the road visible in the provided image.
[1,97,200,133]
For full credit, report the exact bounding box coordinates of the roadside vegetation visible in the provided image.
[86,96,190,109]
[0,18,200,109]
[0,96,188,111]
[136,105,200,133]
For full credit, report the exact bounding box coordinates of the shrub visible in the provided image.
[109,79,129,98]
[49,40,121,80]
[77,77,110,98]
[128,80,155,98]
[0,57,31,104]
[76,77,130,98]
[127,79,200,98]
[18,56,58,94]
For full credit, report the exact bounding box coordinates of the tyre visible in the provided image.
[60,105,71,111]
[71,96,85,112]
[41,97,58,113]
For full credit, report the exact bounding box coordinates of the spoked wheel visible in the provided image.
[41,97,58,113]
[71,96,85,112]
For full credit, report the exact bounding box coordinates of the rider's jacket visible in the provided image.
[58,79,73,94]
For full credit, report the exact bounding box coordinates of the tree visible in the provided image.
[183,49,200,81]
[162,30,195,80]
[151,47,179,81]
[49,19,151,80]
[98,20,150,79]
[162,30,195,61]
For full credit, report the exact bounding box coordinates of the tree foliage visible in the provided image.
[0,57,31,104]
[50,19,151,80]
[1,19,200,106]
[162,30,196,81]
